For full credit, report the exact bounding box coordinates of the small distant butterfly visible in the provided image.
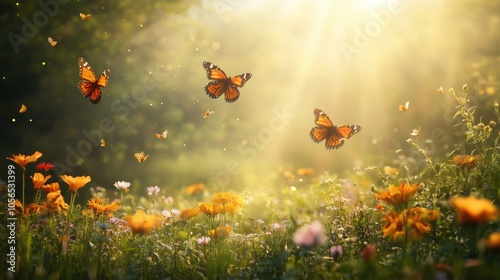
[398,101,410,112]
[310,109,361,150]
[47,37,57,46]
[19,104,27,113]
[77,57,110,104]
[203,109,215,118]
[79,13,91,20]
[154,129,168,140]
[437,86,445,95]
[134,151,149,163]
[100,139,106,147]
[410,127,421,137]
[203,61,252,103]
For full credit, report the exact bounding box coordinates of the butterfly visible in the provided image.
[310,109,361,150]
[134,151,149,163]
[398,101,409,112]
[100,139,106,147]
[77,57,110,104]
[203,109,215,118]
[154,129,168,140]
[47,37,57,46]
[410,127,421,137]
[79,13,91,20]
[203,61,252,103]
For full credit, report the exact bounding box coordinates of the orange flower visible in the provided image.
[223,200,241,214]
[31,173,51,190]
[406,209,432,241]
[60,175,91,192]
[40,182,60,194]
[211,192,243,206]
[180,207,201,220]
[381,211,405,241]
[40,190,69,215]
[375,182,421,205]
[87,197,120,216]
[185,183,205,195]
[24,203,41,215]
[6,151,42,169]
[198,202,224,215]
[124,210,161,234]
[451,196,499,225]
[409,207,440,222]
[14,199,24,216]
[487,232,500,252]
[450,155,482,171]
[208,226,232,239]
[383,166,398,176]
[296,168,315,176]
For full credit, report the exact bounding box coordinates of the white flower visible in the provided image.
[114,181,131,190]
[147,185,160,196]
[197,237,211,245]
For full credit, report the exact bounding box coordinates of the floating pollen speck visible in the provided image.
[203,109,215,118]
[154,129,168,140]
[19,104,27,113]
[100,139,106,147]
[410,127,421,137]
[398,101,409,112]
[437,86,445,95]
[80,13,91,20]
[134,151,149,162]
[48,37,57,46]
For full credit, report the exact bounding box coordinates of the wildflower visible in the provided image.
[14,199,24,216]
[198,202,223,216]
[36,162,55,172]
[211,192,243,206]
[147,185,160,196]
[410,207,440,222]
[330,245,343,259]
[124,209,161,234]
[406,209,432,241]
[283,170,295,181]
[25,203,41,215]
[180,207,201,220]
[451,196,499,225]
[40,190,69,215]
[31,173,52,190]
[197,237,211,245]
[381,211,405,241]
[41,182,60,194]
[271,223,283,230]
[487,232,500,252]
[296,168,315,176]
[450,155,482,172]
[489,120,496,127]
[185,183,205,195]
[362,244,377,262]
[375,182,421,205]
[6,151,42,169]
[383,166,398,176]
[292,220,327,249]
[375,204,384,212]
[60,175,91,193]
[87,197,120,216]
[208,226,232,239]
[114,181,131,192]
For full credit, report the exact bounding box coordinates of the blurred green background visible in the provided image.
[1,0,499,200]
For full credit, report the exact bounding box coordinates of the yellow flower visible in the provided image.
[124,210,161,234]
[487,232,500,252]
[451,196,499,225]
[185,183,205,195]
[383,166,398,176]
[60,175,91,193]
[6,151,43,169]
[375,182,421,205]
[180,207,201,220]
[381,211,405,241]
[208,226,232,239]
[40,182,60,194]
[25,203,41,216]
[41,190,69,215]
[211,192,243,206]
[198,202,224,215]
[410,207,441,222]
[31,173,51,190]
[450,155,482,171]
[406,209,431,241]
[87,197,120,216]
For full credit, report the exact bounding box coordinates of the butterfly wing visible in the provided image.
[310,109,334,144]
[203,61,228,80]
[223,73,252,102]
[325,125,361,150]
[205,81,228,100]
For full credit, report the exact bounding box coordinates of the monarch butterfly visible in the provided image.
[134,151,149,163]
[203,61,252,103]
[154,129,168,140]
[77,57,110,104]
[310,109,361,150]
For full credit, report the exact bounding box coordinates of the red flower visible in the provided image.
[36,162,55,172]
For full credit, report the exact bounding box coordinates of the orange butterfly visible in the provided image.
[77,57,110,104]
[134,151,149,163]
[79,13,91,20]
[310,109,361,150]
[47,37,57,46]
[154,129,168,140]
[203,61,252,103]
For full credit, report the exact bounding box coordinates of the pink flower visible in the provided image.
[292,220,327,249]
[330,245,343,259]
[197,237,211,245]
[147,186,160,196]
